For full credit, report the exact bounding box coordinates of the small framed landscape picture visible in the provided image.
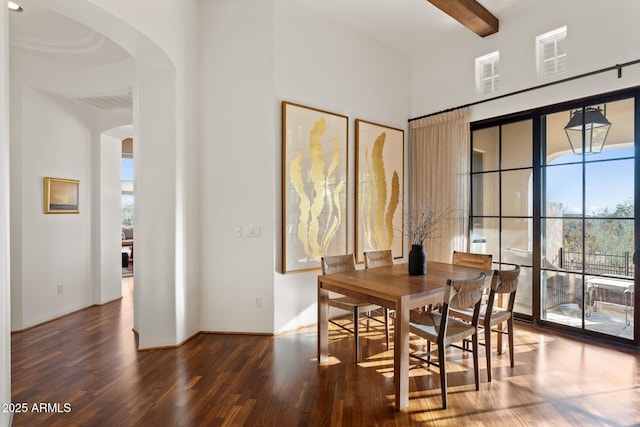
[44,177,79,214]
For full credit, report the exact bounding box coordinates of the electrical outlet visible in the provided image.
[233,226,242,238]
[57,285,64,295]
[254,296,262,308]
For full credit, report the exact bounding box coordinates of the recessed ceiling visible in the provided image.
[8,0,131,66]
[8,0,133,109]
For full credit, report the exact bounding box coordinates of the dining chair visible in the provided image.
[483,265,520,382]
[452,250,493,308]
[408,272,486,409]
[363,250,393,348]
[321,254,385,362]
[448,265,521,382]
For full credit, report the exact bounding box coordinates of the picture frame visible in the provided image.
[282,101,348,273]
[355,119,404,264]
[44,177,79,214]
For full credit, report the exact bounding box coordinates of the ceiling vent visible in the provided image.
[70,94,132,109]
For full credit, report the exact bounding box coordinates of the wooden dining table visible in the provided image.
[317,260,492,411]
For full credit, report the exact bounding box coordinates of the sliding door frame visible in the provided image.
[470,87,640,347]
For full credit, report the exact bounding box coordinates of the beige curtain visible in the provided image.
[410,108,470,262]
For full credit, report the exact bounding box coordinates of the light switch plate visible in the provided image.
[247,225,261,237]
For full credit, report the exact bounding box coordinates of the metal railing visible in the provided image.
[559,248,634,277]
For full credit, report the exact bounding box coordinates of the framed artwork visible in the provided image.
[44,177,79,214]
[355,119,404,264]
[282,101,348,273]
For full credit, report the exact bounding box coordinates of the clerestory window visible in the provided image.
[475,51,500,95]
[537,26,567,78]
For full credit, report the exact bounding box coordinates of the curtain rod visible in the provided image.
[408,58,640,123]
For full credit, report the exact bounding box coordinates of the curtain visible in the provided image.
[410,108,470,262]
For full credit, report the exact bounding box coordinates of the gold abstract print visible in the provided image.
[289,117,344,260]
[363,131,399,250]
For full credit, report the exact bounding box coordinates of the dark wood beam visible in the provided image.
[428,0,499,37]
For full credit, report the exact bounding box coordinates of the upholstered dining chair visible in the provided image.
[321,254,385,362]
[408,272,486,409]
[449,265,521,382]
[363,250,393,348]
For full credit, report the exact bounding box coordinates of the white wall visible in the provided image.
[174,0,201,345]
[272,0,412,332]
[97,133,124,304]
[0,5,11,426]
[411,0,640,121]
[134,63,179,345]
[197,0,411,334]
[93,118,133,307]
[10,87,94,329]
[199,0,276,333]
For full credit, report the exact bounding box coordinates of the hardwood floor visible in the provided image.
[10,278,640,426]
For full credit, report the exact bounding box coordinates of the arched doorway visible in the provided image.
[9,0,182,349]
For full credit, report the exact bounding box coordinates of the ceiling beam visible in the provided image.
[427,0,499,37]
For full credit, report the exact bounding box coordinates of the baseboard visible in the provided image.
[11,304,105,333]
[274,322,317,336]
[96,296,123,306]
[200,330,273,337]
[136,331,201,351]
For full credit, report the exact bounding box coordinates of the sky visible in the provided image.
[122,158,134,181]
[121,158,134,208]
[546,146,634,215]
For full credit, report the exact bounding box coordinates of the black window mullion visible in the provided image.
[533,114,543,323]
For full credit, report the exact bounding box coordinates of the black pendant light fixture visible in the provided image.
[564,105,611,155]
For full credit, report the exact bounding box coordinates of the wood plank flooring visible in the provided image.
[10,278,640,426]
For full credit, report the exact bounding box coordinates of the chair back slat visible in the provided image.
[452,251,493,270]
[485,265,521,318]
[444,273,486,309]
[493,265,521,294]
[321,254,356,275]
[364,250,393,268]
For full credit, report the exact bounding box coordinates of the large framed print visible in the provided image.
[355,119,404,264]
[282,101,348,273]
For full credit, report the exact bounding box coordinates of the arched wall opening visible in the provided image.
[9,0,183,350]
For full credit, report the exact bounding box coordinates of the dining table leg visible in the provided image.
[318,278,329,364]
[394,296,410,410]
[497,293,504,354]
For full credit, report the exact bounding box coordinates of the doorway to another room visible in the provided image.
[121,137,134,278]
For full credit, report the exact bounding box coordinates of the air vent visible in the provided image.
[71,94,132,109]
